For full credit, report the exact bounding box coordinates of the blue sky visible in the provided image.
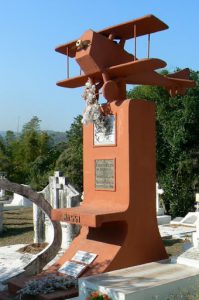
[0,0,198,132]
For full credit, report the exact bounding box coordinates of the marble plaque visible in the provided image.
[58,261,87,278]
[94,115,115,146]
[72,250,97,265]
[95,159,115,190]
[182,215,198,225]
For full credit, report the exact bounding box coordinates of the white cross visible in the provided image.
[156,182,164,213]
[195,193,199,212]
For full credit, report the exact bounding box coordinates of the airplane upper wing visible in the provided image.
[55,15,168,57]
[98,15,168,40]
[55,39,77,57]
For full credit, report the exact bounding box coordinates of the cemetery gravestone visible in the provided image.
[0,172,7,233]
[156,183,171,225]
[33,171,80,249]
[0,204,3,233]
[51,15,194,277]
[4,15,195,300]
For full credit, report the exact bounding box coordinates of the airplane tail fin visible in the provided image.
[167,68,190,80]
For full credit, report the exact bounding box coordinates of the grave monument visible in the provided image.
[0,172,6,233]
[5,15,195,300]
[51,14,195,277]
[33,171,80,248]
[156,182,171,225]
[0,172,9,233]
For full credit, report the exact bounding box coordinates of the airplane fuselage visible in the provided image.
[75,30,134,76]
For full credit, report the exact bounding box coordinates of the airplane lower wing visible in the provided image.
[56,59,195,96]
[56,74,89,88]
[107,58,167,78]
[56,58,166,88]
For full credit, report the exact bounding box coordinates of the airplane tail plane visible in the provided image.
[165,68,194,97]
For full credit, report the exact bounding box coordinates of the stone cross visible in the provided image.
[33,171,80,248]
[156,182,164,216]
[193,193,199,248]
[196,193,199,212]
[0,172,6,233]
[0,172,6,198]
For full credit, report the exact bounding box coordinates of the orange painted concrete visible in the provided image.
[51,100,168,276]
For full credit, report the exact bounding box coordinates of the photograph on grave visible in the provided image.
[94,114,116,146]
[58,261,87,278]
[71,250,97,265]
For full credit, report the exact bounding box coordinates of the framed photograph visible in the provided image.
[94,114,116,146]
[58,261,87,278]
[72,250,97,265]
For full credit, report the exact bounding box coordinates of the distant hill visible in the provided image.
[0,131,6,138]
[0,130,66,145]
[47,131,67,145]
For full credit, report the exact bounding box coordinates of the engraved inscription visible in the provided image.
[64,214,80,224]
[95,159,115,190]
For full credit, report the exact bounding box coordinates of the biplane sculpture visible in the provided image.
[5,16,195,300]
[50,15,195,278]
[56,14,195,101]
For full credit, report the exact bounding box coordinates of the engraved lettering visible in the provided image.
[95,159,115,190]
[63,214,80,224]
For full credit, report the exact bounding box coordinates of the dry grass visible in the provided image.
[0,207,34,246]
[163,238,191,257]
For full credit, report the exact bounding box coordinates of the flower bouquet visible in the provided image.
[86,290,111,300]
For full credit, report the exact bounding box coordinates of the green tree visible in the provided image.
[4,116,57,190]
[128,70,199,217]
[56,115,83,192]
[0,134,12,173]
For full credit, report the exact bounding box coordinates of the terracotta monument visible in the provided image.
[5,15,195,299]
[51,14,195,276]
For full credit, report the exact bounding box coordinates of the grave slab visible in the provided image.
[159,224,196,239]
[177,247,199,268]
[157,215,171,225]
[0,244,36,285]
[79,261,199,300]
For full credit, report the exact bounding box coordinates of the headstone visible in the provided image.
[0,203,3,233]
[5,191,32,207]
[156,183,164,216]
[192,194,199,248]
[156,183,171,225]
[0,172,6,199]
[33,171,80,249]
[0,172,7,233]
[176,212,199,227]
